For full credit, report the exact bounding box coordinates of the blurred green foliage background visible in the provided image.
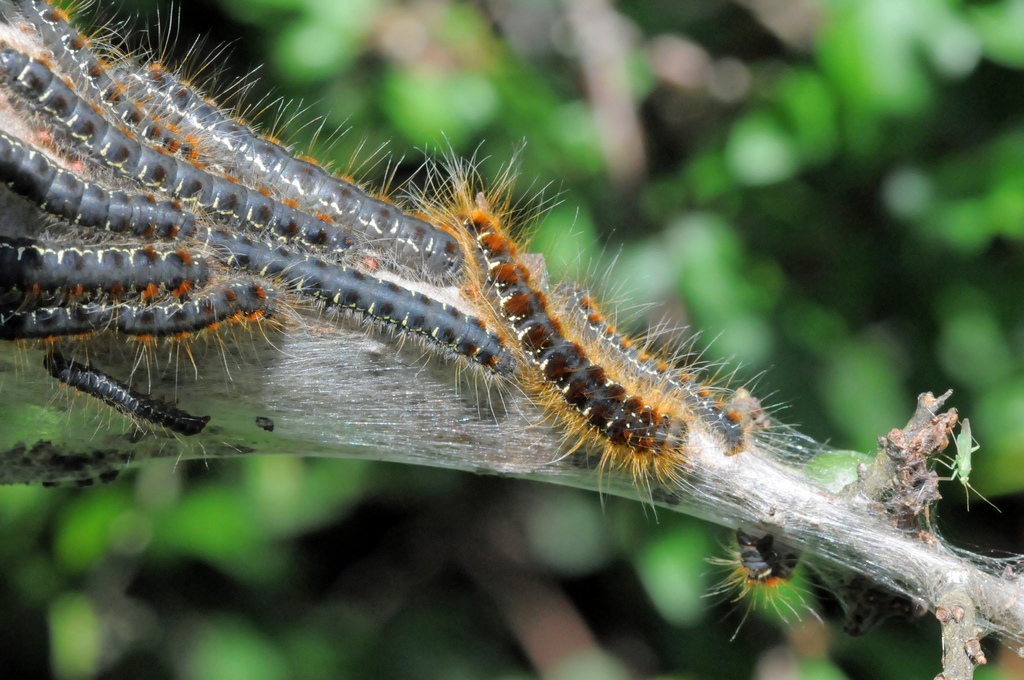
[3,0,1024,677]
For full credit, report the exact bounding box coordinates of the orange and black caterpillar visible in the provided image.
[463,193,694,486]
[559,283,746,453]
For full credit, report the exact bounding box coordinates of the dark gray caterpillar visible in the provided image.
[0,46,355,255]
[0,280,275,339]
[114,64,465,277]
[208,229,513,376]
[44,351,209,435]
[0,237,208,297]
[10,0,197,158]
[0,131,196,238]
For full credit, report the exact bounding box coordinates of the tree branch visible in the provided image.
[2,320,1022,677]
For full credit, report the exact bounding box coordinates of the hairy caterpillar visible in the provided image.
[0,130,196,239]
[719,530,800,600]
[557,282,746,452]
[43,350,210,435]
[458,191,696,488]
[210,228,514,375]
[705,530,807,637]
[0,279,274,339]
[0,46,357,254]
[11,0,199,158]
[0,238,208,298]
[113,63,465,277]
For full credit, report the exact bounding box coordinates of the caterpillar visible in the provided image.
[556,282,746,453]
[10,0,200,158]
[449,190,696,488]
[0,45,357,255]
[0,237,208,298]
[0,280,275,340]
[114,64,465,278]
[44,350,210,435]
[0,131,196,239]
[705,529,805,635]
[209,228,514,375]
[733,530,799,591]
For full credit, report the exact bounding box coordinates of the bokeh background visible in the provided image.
[3,0,1024,677]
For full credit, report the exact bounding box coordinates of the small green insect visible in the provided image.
[948,419,997,511]
[952,419,978,487]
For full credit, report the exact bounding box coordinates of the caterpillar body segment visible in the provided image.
[556,283,746,454]
[10,0,198,158]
